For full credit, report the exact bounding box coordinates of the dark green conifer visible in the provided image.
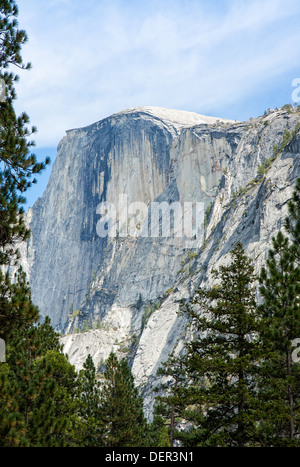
[29,350,80,447]
[258,178,300,446]
[79,354,101,446]
[0,2,80,448]
[0,267,39,341]
[0,362,27,446]
[176,243,263,447]
[0,0,49,266]
[99,352,148,447]
[154,354,187,447]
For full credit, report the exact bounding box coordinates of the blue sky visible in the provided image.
[12,0,300,208]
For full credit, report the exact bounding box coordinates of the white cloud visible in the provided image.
[13,0,300,147]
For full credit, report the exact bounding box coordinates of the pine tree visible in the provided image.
[29,350,81,447]
[258,178,300,446]
[99,352,148,447]
[146,414,171,447]
[0,1,49,266]
[0,362,27,446]
[285,177,300,262]
[2,314,80,447]
[154,354,187,447]
[0,0,49,378]
[0,3,82,448]
[0,267,39,341]
[0,271,55,446]
[177,243,263,447]
[79,354,101,446]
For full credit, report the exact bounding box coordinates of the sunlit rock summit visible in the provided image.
[21,105,300,416]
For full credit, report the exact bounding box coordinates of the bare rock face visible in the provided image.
[22,105,300,417]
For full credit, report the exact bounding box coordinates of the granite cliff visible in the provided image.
[21,105,300,417]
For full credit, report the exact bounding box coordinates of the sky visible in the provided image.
[12,0,300,208]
